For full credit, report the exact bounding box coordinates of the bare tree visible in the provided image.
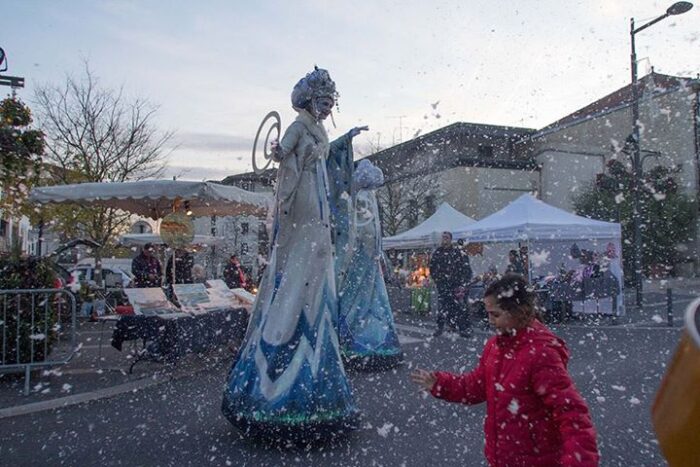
[376,173,441,236]
[33,64,172,271]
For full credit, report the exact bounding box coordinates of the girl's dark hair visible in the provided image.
[484,273,542,325]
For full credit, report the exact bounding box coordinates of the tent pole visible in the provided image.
[527,238,532,283]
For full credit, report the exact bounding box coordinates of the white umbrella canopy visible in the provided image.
[30,180,271,219]
[119,233,226,247]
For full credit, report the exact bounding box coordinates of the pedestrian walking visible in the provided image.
[411,273,599,466]
[429,231,465,337]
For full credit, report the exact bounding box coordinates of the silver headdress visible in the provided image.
[291,66,339,111]
[353,159,384,190]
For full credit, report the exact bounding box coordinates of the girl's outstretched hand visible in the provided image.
[410,369,437,392]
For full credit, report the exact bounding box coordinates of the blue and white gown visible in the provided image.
[337,166,402,370]
[222,109,358,438]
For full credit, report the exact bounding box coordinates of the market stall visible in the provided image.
[454,194,624,317]
[382,203,475,314]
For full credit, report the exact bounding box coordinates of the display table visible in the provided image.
[110,307,248,368]
[410,287,431,314]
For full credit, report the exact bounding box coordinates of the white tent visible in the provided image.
[383,202,476,250]
[454,194,624,316]
[453,194,620,242]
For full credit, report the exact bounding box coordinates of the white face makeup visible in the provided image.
[312,96,335,120]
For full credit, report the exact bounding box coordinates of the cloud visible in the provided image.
[169,131,254,152]
[161,164,245,182]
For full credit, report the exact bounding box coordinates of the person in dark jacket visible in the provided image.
[429,231,468,337]
[131,243,162,288]
[505,249,526,276]
[411,274,600,467]
[223,255,247,289]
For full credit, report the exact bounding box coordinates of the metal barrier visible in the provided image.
[0,288,77,395]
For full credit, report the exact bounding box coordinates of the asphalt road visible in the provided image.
[0,323,681,466]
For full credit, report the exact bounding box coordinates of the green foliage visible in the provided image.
[0,253,59,365]
[573,160,696,279]
[0,97,45,215]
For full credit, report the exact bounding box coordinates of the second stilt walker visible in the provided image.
[338,160,403,370]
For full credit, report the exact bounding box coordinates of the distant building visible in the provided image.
[366,122,538,233]
[521,71,700,274]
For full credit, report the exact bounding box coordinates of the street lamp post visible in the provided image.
[629,1,693,307]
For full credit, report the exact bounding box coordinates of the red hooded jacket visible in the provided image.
[431,320,599,466]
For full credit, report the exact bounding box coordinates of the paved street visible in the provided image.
[0,317,682,466]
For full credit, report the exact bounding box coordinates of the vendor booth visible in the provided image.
[30,180,268,367]
[454,194,624,317]
[383,203,476,314]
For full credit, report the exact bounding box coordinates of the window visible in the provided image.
[0,219,7,237]
[241,222,249,235]
[477,145,493,158]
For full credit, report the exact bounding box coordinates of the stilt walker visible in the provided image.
[338,160,403,370]
[222,68,360,441]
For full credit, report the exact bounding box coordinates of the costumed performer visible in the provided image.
[338,159,403,370]
[221,67,359,440]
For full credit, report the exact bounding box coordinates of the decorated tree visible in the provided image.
[0,97,45,216]
[573,159,695,279]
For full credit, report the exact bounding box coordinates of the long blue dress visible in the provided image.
[221,109,358,440]
[337,172,403,371]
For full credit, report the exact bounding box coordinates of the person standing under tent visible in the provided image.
[223,254,247,289]
[505,249,526,276]
[337,159,402,370]
[222,67,365,439]
[131,243,162,288]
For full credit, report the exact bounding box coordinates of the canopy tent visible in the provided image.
[453,194,624,316]
[30,180,271,219]
[382,202,476,250]
[119,233,225,247]
[453,194,620,242]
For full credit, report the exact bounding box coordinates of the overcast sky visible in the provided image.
[3,0,698,181]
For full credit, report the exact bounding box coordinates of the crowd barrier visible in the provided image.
[0,288,77,395]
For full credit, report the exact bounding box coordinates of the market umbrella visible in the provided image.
[119,233,225,247]
[30,179,271,286]
[30,179,271,219]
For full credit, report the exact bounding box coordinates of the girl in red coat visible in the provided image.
[411,273,599,466]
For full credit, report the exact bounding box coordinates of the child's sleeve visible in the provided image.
[430,341,490,405]
[531,346,600,466]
